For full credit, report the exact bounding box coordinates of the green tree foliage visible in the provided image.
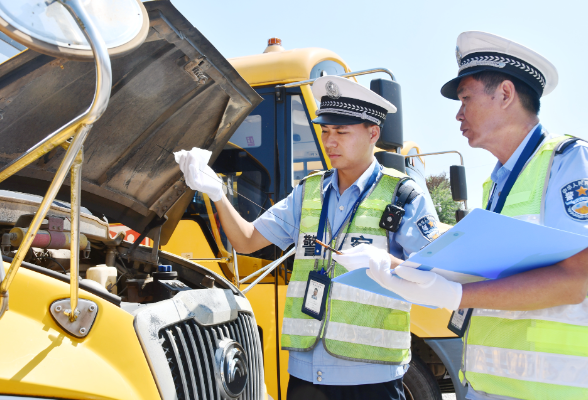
[426,172,463,225]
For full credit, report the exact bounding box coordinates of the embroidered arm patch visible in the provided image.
[561,179,588,221]
[416,215,440,241]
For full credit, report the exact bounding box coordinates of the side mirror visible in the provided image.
[370,79,403,150]
[449,165,467,202]
[450,165,469,222]
[375,151,406,173]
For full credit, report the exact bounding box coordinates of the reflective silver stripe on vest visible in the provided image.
[473,297,588,327]
[324,321,410,349]
[331,282,411,312]
[282,318,322,336]
[287,280,413,312]
[286,281,307,298]
[466,344,588,389]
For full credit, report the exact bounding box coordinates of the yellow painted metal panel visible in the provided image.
[161,219,226,278]
[162,220,276,284]
[242,283,278,400]
[410,305,456,338]
[0,262,160,399]
[277,285,290,400]
[229,48,350,87]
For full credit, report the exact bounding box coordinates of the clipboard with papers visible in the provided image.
[332,208,588,307]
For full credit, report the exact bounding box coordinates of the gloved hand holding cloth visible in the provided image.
[174,147,224,202]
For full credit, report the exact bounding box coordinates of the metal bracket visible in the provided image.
[184,59,209,85]
[50,298,98,338]
[149,178,188,217]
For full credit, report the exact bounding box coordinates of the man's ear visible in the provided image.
[370,125,381,144]
[499,80,516,110]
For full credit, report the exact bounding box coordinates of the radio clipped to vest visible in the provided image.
[379,180,418,232]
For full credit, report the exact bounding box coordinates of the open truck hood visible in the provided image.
[0,1,262,242]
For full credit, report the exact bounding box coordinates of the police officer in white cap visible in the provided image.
[176,75,441,399]
[370,31,588,400]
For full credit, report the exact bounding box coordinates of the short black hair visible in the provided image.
[470,71,540,115]
[362,122,379,129]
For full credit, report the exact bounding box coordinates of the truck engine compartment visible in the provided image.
[0,190,238,307]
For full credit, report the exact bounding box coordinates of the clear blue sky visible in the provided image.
[173,0,586,209]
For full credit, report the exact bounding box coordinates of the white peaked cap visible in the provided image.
[442,31,558,99]
[311,76,396,126]
[312,75,397,113]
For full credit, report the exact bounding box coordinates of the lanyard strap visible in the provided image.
[486,125,545,214]
[313,164,381,256]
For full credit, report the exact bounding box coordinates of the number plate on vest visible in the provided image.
[301,271,331,320]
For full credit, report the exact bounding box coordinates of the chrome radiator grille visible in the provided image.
[160,313,263,400]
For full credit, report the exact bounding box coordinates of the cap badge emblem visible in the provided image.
[455,46,462,65]
[325,81,340,99]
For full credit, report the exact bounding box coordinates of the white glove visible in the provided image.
[332,244,391,273]
[174,147,224,202]
[377,265,463,310]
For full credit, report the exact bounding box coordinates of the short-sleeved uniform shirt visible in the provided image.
[467,125,588,400]
[253,159,441,385]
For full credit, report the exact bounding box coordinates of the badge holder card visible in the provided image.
[301,270,331,320]
[448,308,473,337]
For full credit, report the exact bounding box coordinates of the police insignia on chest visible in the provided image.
[561,179,588,221]
[417,215,440,241]
[302,234,318,257]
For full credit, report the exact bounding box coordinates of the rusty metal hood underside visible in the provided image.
[0,1,261,240]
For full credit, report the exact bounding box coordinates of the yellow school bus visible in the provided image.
[163,39,466,400]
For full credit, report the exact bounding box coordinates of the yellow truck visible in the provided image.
[162,39,468,400]
[0,1,270,399]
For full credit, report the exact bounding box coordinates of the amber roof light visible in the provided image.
[263,37,284,53]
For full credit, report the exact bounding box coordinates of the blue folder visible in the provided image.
[333,208,588,307]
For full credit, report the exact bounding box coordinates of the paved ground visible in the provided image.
[442,394,457,400]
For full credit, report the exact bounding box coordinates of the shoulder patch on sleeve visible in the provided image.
[416,214,440,242]
[561,179,588,221]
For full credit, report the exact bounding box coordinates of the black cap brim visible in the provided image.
[441,62,545,100]
[440,69,481,100]
[311,114,365,126]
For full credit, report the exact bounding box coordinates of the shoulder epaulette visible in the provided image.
[297,169,334,185]
[556,136,587,155]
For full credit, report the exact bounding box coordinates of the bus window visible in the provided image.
[291,95,325,186]
[228,115,262,149]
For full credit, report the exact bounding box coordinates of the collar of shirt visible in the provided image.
[324,158,380,198]
[490,122,541,184]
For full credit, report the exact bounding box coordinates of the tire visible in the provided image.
[402,355,443,400]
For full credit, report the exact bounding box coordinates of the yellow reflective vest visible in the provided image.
[461,136,588,400]
[281,169,412,364]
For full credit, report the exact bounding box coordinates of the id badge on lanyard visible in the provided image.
[301,269,331,320]
[448,308,473,337]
